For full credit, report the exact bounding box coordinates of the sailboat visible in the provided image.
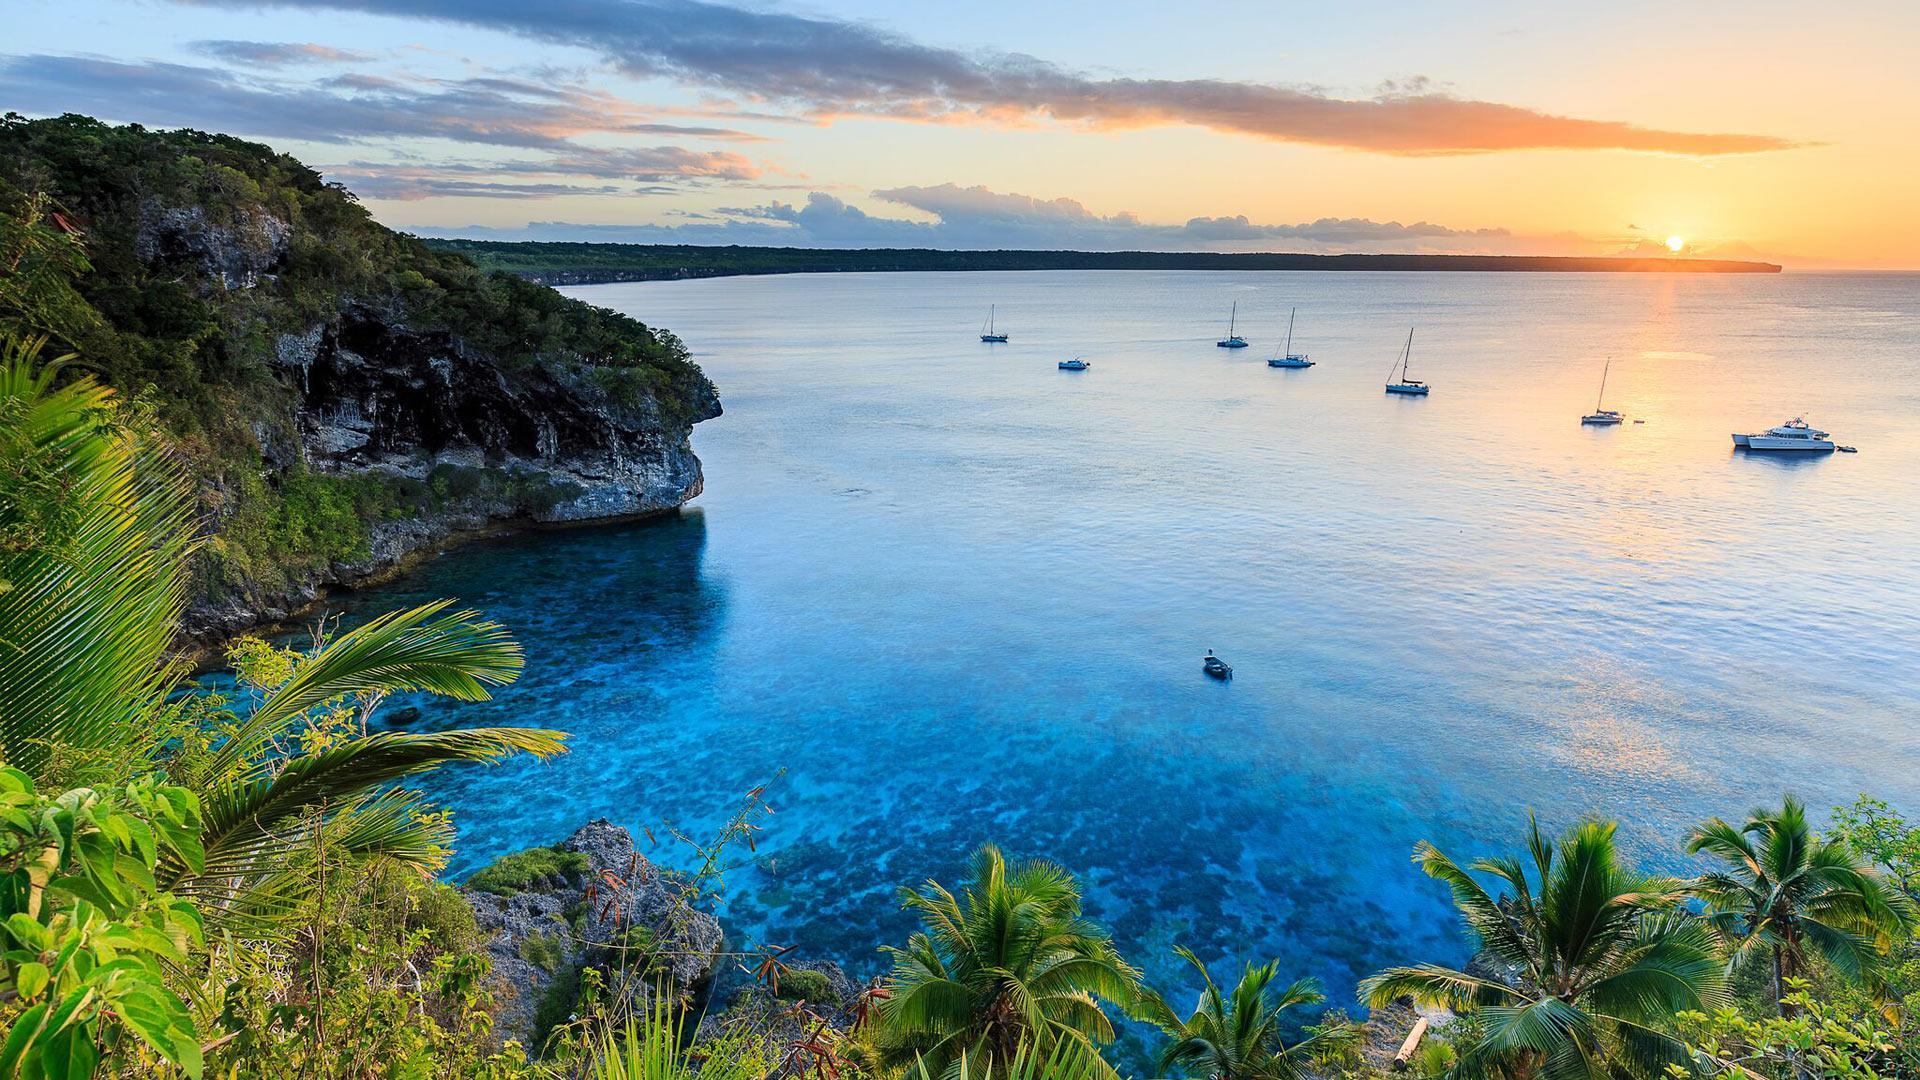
[1383,328,1428,395]
[1267,308,1313,368]
[1216,302,1249,348]
[979,305,1009,343]
[1581,359,1623,425]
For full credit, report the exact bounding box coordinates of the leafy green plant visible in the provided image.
[874,844,1141,1078]
[1674,980,1907,1079]
[0,768,206,1078]
[1360,814,1728,1080]
[586,991,772,1080]
[1687,796,1916,1014]
[468,844,591,896]
[1134,946,1358,1080]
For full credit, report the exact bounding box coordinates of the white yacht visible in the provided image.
[1581,358,1623,425]
[1733,417,1835,451]
[1268,308,1314,368]
[1216,302,1249,348]
[1384,328,1428,395]
[1058,357,1091,371]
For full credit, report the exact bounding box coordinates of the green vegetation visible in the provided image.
[0,336,563,1076]
[0,113,704,604]
[469,845,592,896]
[427,239,1782,281]
[1134,947,1358,1080]
[872,844,1143,1078]
[772,967,837,1002]
[1687,796,1915,1014]
[1360,816,1728,1079]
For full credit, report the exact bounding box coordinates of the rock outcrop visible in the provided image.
[465,820,726,1052]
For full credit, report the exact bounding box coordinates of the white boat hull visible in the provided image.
[1385,383,1429,396]
[1582,412,1623,425]
[1217,339,1249,349]
[1730,434,1750,447]
[1269,357,1313,368]
[1740,436,1834,451]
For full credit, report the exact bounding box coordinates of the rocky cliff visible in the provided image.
[0,114,719,644]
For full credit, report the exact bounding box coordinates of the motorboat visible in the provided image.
[1203,651,1232,680]
[1734,417,1835,451]
[1058,357,1091,371]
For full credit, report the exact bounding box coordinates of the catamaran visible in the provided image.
[1733,417,1835,451]
[1581,358,1623,424]
[979,305,1009,343]
[1384,328,1428,395]
[1267,308,1313,368]
[1216,302,1249,348]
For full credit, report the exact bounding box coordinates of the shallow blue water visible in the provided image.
[334,270,1920,1034]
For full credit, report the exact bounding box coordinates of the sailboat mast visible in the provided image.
[1284,308,1295,355]
[1401,327,1415,379]
[1228,301,1237,337]
[1596,358,1610,410]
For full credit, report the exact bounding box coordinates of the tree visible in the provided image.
[1360,815,1727,1080]
[873,844,1142,1078]
[1686,796,1917,1016]
[1133,946,1358,1080]
[0,337,567,1072]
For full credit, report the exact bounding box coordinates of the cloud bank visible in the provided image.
[0,54,764,197]
[406,183,1516,253]
[177,0,1796,156]
[190,40,375,66]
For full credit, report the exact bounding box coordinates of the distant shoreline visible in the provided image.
[420,240,1782,285]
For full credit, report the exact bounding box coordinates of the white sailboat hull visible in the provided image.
[1385,383,1429,396]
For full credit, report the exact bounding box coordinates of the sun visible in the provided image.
[1665,235,1686,253]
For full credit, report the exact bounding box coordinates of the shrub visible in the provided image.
[467,845,590,896]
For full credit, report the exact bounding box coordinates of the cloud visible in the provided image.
[0,55,766,150]
[405,182,1517,253]
[190,40,376,66]
[324,145,760,198]
[174,0,1797,156]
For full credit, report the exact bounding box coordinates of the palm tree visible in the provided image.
[1359,815,1727,1080]
[0,337,566,931]
[874,844,1142,1079]
[1686,795,1916,1015]
[1134,946,1356,1080]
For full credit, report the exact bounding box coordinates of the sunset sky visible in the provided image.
[7,0,1918,267]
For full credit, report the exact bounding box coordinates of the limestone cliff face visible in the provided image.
[183,301,721,642]
[0,116,723,647]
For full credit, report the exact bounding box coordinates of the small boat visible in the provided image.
[1581,358,1623,425]
[1384,328,1429,395]
[1733,417,1835,452]
[979,305,1009,343]
[1216,302,1249,348]
[1267,308,1313,368]
[1058,357,1090,371]
[1203,651,1232,680]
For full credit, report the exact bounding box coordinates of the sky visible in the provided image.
[6,0,1918,267]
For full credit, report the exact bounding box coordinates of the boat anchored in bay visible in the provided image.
[1581,358,1623,425]
[1216,302,1249,348]
[1384,328,1429,395]
[979,305,1009,343]
[1267,308,1313,368]
[1058,356,1091,371]
[1733,417,1836,452]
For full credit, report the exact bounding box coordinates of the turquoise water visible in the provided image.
[341,270,1920,1029]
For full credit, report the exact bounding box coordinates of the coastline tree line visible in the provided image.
[4,332,1917,1079]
